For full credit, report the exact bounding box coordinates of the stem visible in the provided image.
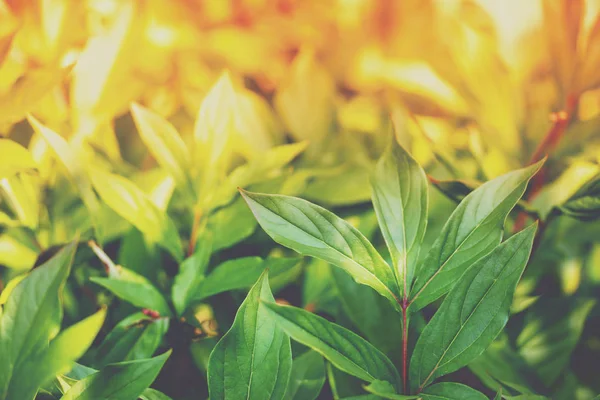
[401,298,409,394]
[187,207,203,257]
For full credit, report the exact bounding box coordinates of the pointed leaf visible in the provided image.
[29,117,104,241]
[371,137,428,296]
[0,242,77,400]
[60,351,170,400]
[130,103,192,193]
[208,272,292,400]
[0,139,37,179]
[410,224,537,392]
[240,190,400,309]
[90,169,182,261]
[410,161,543,310]
[263,301,400,389]
[172,240,212,316]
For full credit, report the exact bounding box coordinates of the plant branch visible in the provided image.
[187,207,203,257]
[401,300,409,394]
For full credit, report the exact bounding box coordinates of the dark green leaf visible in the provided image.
[172,241,212,316]
[410,161,542,310]
[331,267,402,361]
[140,388,173,400]
[60,351,170,400]
[208,196,257,251]
[420,382,487,400]
[240,190,400,309]
[263,301,400,389]
[94,312,168,367]
[91,267,171,316]
[363,380,419,399]
[468,335,544,396]
[371,137,428,296]
[284,350,326,400]
[410,224,537,392]
[517,298,595,386]
[208,272,292,400]
[192,256,300,303]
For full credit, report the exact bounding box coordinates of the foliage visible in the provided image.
[1,0,600,399]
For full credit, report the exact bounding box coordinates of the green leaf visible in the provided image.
[240,190,400,309]
[208,196,257,251]
[94,312,169,367]
[0,139,37,179]
[410,161,543,310]
[532,162,599,219]
[561,174,600,221]
[517,298,595,386]
[172,240,212,316]
[91,267,171,316]
[410,224,537,392]
[284,351,326,400]
[208,271,292,400]
[371,137,428,296]
[140,388,173,400]
[0,174,40,229]
[192,256,300,303]
[263,301,400,389]
[468,335,544,396]
[90,169,183,261]
[29,116,104,241]
[130,103,193,194]
[25,309,106,394]
[363,380,419,399]
[420,382,488,400]
[331,267,402,360]
[60,351,171,400]
[0,242,77,400]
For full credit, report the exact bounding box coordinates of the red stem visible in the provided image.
[401,299,408,393]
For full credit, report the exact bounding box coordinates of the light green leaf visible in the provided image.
[0,139,37,179]
[130,103,193,195]
[172,240,212,316]
[561,174,600,221]
[532,162,599,219]
[94,312,169,367]
[211,142,308,208]
[517,298,595,387]
[363,380,419,399]
[410,224,537,392]
[208,271,292,400]
[91,267,171,316]
[410,161,543,310]
[263,301,400,389]
[420,382,488,400]
[90,169,183,261]
[371,136,428,297]
[29,116,104,241]
[240,190,400,309]
[25,309,106,393]
[284,351,326,400]
[60,351,171,400]
[0,174,40,229]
